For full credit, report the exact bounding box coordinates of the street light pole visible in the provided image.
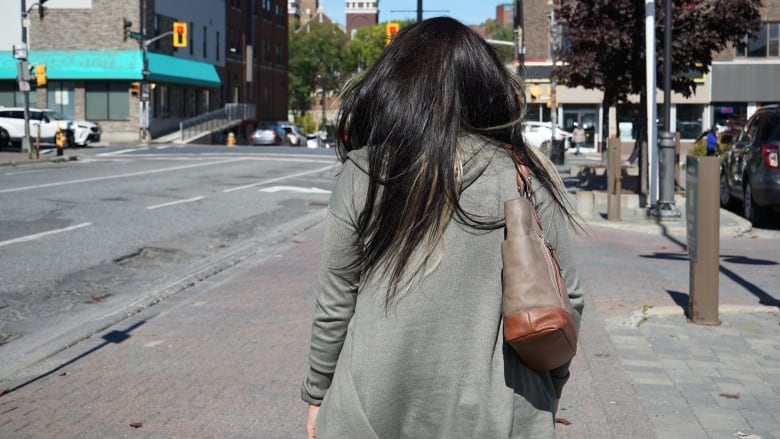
[20,0,32,155]
[652,0,681,218]
[549,1,558,145]
[514,0,525,78]
[417,0,422,23]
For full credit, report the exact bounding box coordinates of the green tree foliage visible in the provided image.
[288,22,349,117]
[486,20,515,64]
[553,0,762,109]
[347,24,387,73]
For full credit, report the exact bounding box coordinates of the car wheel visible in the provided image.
[743,179,767,227]
[0,128,10,148]
[719,172,733,208]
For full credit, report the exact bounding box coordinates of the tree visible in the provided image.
[483,19,515,63]
[552,0,762,141]
[346,23,387,73]
[288,22,349,118]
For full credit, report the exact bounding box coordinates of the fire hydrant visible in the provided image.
[226,132,236,147]
[54,123,66,156]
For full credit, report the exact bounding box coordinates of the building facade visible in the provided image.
[227,0,289,123]
[496,3,514,28]
[345,0,378,38]
[517,0,780,151]
[1,0,289,144]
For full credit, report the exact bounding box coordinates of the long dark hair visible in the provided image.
[336,17,573,304]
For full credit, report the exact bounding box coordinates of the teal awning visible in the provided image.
[1,50,221,88]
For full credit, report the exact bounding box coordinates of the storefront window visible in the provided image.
[712,103,748,133]
[85,81,129,120]
[0,83,24,107]
[676,104,704,139]
[46,82,76,118]
[616,104,640,141]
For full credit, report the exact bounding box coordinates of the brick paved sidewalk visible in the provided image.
[558,226,780,439]
[0,219,778,438]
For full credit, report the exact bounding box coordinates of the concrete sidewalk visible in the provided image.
[0,150,778,438]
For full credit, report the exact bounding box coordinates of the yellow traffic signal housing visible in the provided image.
[529,84,542,100]
[130,82,141,96]
[546,85,557,108]
[173,22,187,48]
[35,65,47,87]
[386,22,400,46]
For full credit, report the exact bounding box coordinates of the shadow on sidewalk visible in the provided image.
[0,320,146,398]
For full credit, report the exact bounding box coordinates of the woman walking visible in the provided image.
[301,17,585,439]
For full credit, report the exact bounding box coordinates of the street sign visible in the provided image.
[13,44,28,60]
[129,31,144,41]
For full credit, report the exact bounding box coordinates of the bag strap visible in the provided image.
[502,144,532,199]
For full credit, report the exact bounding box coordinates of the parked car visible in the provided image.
[281,124,303,146]
[523,121,571,150]
[719,105,780,226]
[250,122,288,146]
[0,107,100,148]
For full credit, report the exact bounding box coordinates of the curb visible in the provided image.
[613,304,779,328]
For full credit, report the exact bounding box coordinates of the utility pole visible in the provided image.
[652,0,681,218]
[139,0,149,144]
[549,1,558,145]
[19,0,32,155]
[417,0,422,23]
[514,0,525,78]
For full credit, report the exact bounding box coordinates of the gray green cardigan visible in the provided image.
[302,135,585,438]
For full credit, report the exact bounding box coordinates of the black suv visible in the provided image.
[720,105,780,226]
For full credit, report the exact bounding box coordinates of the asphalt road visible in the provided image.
[0,144,340,379]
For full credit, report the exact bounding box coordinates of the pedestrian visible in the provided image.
[572,122,586,155]
[301,17,585,439]
[706,126,719,156]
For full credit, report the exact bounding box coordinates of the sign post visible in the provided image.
[686,156,721,325]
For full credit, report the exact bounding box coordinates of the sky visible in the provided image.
[318,0,501,27]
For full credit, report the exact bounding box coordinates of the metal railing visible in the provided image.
[179,103,255,142]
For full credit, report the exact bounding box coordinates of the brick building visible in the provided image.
[346,0,378,38]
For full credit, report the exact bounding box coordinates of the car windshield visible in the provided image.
[45,110,68,120]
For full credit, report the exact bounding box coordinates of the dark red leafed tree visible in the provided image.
[553,0,762,141]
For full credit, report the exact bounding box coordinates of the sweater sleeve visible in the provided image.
[301,160,364,405]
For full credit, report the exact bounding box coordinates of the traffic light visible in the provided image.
[529,84,542,101]
[35,65,47,87]
[130,82,141,96]
[39,0,48,19]
[173,22,187,48]
[386,22,400,46]
[123,18,132,42]
[546,85,557,108]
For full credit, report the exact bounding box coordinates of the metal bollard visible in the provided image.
[607,138,621,221]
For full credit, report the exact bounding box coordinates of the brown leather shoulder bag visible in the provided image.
[502,161,578,371]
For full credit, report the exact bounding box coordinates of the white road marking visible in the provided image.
[260,185,332,194]
[0,158,246,194]
[0,222,92,248]
[146,195,205,210]
[96,148,146,156]
[143,340,165,348]
[223,164,337,193]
